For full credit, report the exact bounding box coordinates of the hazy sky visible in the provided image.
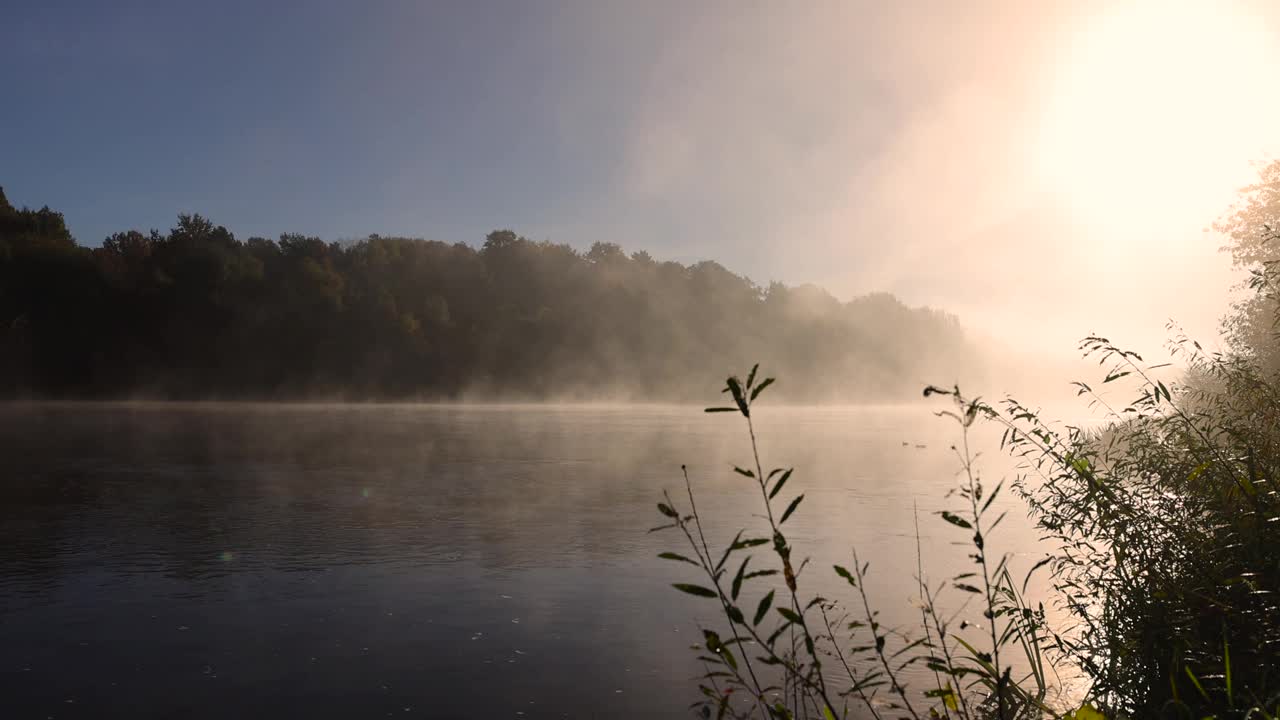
[5,0,1279,354]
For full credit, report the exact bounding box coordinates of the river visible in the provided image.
[0,402,1045,719]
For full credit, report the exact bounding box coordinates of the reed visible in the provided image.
[653,347,1280,719]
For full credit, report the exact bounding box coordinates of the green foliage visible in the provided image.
[1213,159,1280,373]
[651,175,1280,717]
[998,331,1280,718]
[656,347,1280,719]
[656,368,1058,720]
[0,189,980,400]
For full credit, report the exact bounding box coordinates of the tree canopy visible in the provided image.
[0,188,983,400]
[1214,160,1280,370]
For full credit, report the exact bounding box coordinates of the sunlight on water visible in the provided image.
[0,402,1045,718]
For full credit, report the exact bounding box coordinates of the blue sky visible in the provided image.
[5,0,832,265]
[5,0,1279,351]
[4,1,621,244]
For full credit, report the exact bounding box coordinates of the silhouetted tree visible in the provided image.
[1214,160,1280,372]
[0,189,985,400]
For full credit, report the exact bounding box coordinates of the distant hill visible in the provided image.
[0,188,986,401]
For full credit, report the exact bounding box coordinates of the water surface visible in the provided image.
[0,403,1038,718]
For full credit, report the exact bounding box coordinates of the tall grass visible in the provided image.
[653,345,1280,719]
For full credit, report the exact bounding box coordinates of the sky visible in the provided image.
[4,0,1280,356]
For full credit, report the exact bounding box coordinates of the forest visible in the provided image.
[0,187,981,401]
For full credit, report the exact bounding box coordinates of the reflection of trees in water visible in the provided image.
[0,404,969,600]
[0,406,702,598]
[0,403,1016,717]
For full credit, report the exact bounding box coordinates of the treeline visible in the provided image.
[0,187,981,400]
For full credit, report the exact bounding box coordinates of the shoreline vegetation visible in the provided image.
[0,186,982,403]
[7,157,1280,718]
[653,163,1280,719]
[660,343,1280,719]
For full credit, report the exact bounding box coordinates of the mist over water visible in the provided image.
[0,402,1039,719]
[7,1,1280,716]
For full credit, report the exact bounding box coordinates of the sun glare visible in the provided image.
[1037,1,1280,233]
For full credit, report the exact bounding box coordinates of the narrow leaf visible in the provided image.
[731,557,750,600]
[672,583,718,598]
[980,480,1003,514]
[769,469,793,499]
[716,530,745,572]
[780,494,805,524]
[658,552,700,566]
[726,376,749,417]
[834,564,856,586]
[754,590,775,625]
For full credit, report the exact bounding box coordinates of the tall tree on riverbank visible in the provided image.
[1215,160,1280,370]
